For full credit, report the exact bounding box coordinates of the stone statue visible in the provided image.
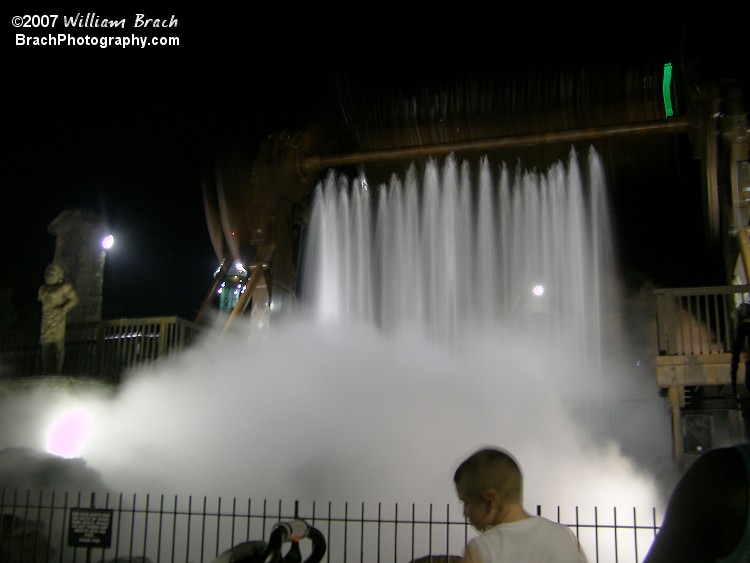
[38,263,79,374]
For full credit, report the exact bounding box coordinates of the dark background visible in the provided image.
[4,2,749,330]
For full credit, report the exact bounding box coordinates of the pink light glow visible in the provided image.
[46,408,92,458]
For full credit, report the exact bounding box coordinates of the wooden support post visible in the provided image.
[668,386,684,464]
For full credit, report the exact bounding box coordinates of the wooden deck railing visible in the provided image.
[2,286,749,382]
[654,285,750,356]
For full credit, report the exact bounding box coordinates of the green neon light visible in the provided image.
[663,63,674,117]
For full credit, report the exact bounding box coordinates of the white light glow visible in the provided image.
[532,284,544,296]
[101,234,114,250]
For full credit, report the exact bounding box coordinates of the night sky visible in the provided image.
[4,2,749,330]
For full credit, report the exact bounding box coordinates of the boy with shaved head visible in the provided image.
[454,447,588,562]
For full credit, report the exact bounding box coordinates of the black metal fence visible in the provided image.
[1,490,661,563]
[0,317,203,381]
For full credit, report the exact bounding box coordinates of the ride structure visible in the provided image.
[196,48,749,462]
[198,59,747,329]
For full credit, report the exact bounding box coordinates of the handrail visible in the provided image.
[654,285,750,356]
[3,286,750,379]
[0,316,203,381]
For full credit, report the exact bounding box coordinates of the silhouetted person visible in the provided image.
[642,443,750,562]
[730,303,750,428]
[38,263,78,373]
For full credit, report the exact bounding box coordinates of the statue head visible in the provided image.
[44,264,63,285]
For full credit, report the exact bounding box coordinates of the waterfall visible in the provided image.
[301,146,620,368]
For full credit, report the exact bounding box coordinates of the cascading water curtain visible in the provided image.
[301,146,620,362]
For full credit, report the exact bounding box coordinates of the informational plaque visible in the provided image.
[67,508,113,548]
